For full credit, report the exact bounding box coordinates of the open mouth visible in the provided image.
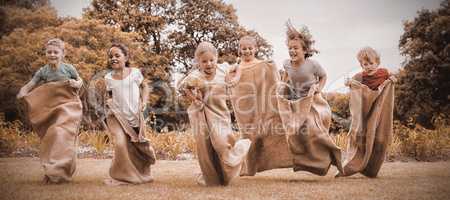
[111,60,119,64]
[204,67,214,74]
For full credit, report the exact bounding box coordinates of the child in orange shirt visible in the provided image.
[347,47,391,90]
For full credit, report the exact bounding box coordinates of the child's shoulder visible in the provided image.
[130,67,142,74]
[260,59,278,68]
[36,64,47,71]
[217,62,229,73]
[104,70,113,79]
[306,58,321,67]
[61,63,78,71]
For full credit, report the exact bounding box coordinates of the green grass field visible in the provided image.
[1,158,449,200]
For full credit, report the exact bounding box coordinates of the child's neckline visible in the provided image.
[46,63,63,71]
[289,59,308,69]
[363,68,382,76]
[239,60,265,69]
[111,68,133,81]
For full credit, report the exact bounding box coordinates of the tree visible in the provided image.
[168,0,272,73]
[396,0,450,128]
[84,0,177,57]
[0,0,49,9]
[84,0,273,131]
[0,4,60,38]
[0,8,169,127]
[84,0,273,74]
[84,0,182,131]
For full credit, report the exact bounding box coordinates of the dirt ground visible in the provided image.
[0,158,449,200]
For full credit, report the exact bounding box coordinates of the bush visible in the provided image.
[326,92,351,134]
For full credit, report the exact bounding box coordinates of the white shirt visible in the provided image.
[189,63,228,85]
[105,68,144,127]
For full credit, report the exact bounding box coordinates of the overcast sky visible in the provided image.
[50,0,442,92]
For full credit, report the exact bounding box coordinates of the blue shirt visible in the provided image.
[30,63,80,85]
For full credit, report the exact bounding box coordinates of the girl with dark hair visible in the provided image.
[103,43,156,185]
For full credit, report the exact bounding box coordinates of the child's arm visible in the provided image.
[16,80,37,99]
[141,80,150,111]
[317,74,327,92]
[345,72,363,87]
[386,68,397,83]
[280,69,290,83]
[17,68,43,99]
[313,60,327,92]
[179,74,204,106]
[67,77,83,89]
[225,64,241,87]
[67,65,83,89]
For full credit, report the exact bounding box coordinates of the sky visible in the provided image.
[50,0,442,92]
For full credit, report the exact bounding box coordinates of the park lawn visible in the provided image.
[0,158,449,200]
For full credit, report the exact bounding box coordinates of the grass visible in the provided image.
[0,158,449,200]
[1,119,449,161]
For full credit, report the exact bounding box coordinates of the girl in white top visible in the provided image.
[103,43,155,186]
[105,44,148,130]
[105,66,144,128]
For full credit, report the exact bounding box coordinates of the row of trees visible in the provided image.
[0,0,448,131]
[0,0,272,130]
[395,0,449,128]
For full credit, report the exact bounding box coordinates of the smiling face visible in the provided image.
[239,40,257,62]
[45,45,64,66]
[197,51,217,76]
[109,47,127,70]
[288,39,305,63]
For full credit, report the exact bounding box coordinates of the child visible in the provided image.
[277,21,343,176]
[17,38,83,184]
[180,41,251,186]
[346,47,391,90]
[17,38,82,97]
[225,36,260,86]
[281,21,325,99]
[228,35,297,176]
[339,46,396,178]
[103,43,156,185]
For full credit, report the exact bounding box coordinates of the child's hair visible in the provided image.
[108,43,130,67]
[194,41,218,61]
[356,46,380,65]
[239,35,257,47]
[285,20,318,58]
[45,38,65,52]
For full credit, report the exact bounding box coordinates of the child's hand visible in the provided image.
[67,79,82,89]
[16,91,26,99]
[184,88,203,105]
[344,78,352,87]
[225,64,240,87]
[388,76,397,83]
[308,84,318,96]
[225,75,239,88]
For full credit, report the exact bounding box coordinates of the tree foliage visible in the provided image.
[0,4,170,127]
[396,0,450,128]
[84,0,273,74]
[84,0,176,56]
[167,0,272,72]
